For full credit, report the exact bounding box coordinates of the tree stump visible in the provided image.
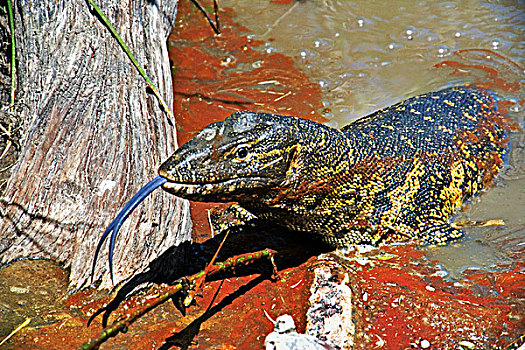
[0,0,191,290]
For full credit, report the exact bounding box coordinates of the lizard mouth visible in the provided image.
[159,170,274,201]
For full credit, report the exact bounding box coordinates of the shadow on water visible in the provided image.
[158,276,265,350]
[89,221,331,333]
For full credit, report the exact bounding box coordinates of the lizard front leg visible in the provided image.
[209,203,258,235]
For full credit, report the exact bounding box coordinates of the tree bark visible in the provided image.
[0,0,191,290]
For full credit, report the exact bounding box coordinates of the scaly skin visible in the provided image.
[159,86,508,247]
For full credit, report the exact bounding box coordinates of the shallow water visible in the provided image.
[222,0,525,278]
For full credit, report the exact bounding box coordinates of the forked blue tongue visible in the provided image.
[91,176,167,285]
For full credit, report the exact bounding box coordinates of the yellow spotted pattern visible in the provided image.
[245,87,508,247]
[161,86,510,248]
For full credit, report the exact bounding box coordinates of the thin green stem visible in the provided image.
[7,0,15,109]
[86,0,175,123]
[0,318,30,346]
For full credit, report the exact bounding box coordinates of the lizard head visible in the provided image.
[159,111,301,202]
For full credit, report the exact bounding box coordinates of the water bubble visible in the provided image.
[405,26,416,36]
[220,56,236,67]
[335,32,340,38]
[404,26,417,40]
[455,32,461,38]
[355,17,373,28]
[437,45,451,57]
[388,42,403,50]
[264,43,278,54]
[491,40,500,49]
[312,38,331,51]
[298,49,316,59]
[319,79,331,89]
[252,61,262,69]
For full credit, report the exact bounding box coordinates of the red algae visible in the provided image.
[333,244,525,349]
[169,1,325,145]
[123,261,315,350]
[435,48,523,94]
[4,246,522,349]
[270,0,295,4]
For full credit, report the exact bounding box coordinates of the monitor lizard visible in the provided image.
[93,86,510,281]
[159,86,508,247]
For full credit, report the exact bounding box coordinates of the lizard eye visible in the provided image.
[235,147,249,160]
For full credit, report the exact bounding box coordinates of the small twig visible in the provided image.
[261,2,299,38]
[0,163,15,173]
[451,219,505,229]
[0,318,30,346]
[86,0,175,123]
[273,91,292,102]
[0,140,12,161]
[81,248,277,350]
[189,0,221,35]
[0,122,10,136]
[7,0,15,111]
[263,308,276,324]
[184,211,230,306]
[213,0,220,33]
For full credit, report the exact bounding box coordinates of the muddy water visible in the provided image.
[222,0,525,278]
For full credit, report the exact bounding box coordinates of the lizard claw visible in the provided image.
[91,176,167,285]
